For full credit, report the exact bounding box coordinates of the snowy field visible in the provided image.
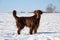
[0,13,60,40]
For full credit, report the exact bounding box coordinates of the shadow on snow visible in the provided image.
[37,32,60,34]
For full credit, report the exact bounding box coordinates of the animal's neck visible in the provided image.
[34,14,40,19]
[34,15,40,26]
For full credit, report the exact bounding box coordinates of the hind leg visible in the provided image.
[17,26,24,35]
[17,27,20,35]
[16,23,24,35]
[16,22,24,35]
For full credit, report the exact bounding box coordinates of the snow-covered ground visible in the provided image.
[0,13,60,40]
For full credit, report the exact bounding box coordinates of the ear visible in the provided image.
[34,10,37,15]
[38,10,43,15]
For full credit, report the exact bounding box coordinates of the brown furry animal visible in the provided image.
[13,10,43,35]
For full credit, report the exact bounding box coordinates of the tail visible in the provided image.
[13,10,18,19]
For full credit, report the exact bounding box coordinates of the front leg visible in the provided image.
[29,26,34,35]
[34,25,39,34]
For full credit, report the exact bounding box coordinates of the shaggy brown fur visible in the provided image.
[13,10,43,35]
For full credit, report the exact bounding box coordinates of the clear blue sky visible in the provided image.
[0,0,60,12]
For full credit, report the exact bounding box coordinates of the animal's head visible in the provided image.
[34,10,43,18]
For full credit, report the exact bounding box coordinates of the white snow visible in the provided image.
[0,13,60,40]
